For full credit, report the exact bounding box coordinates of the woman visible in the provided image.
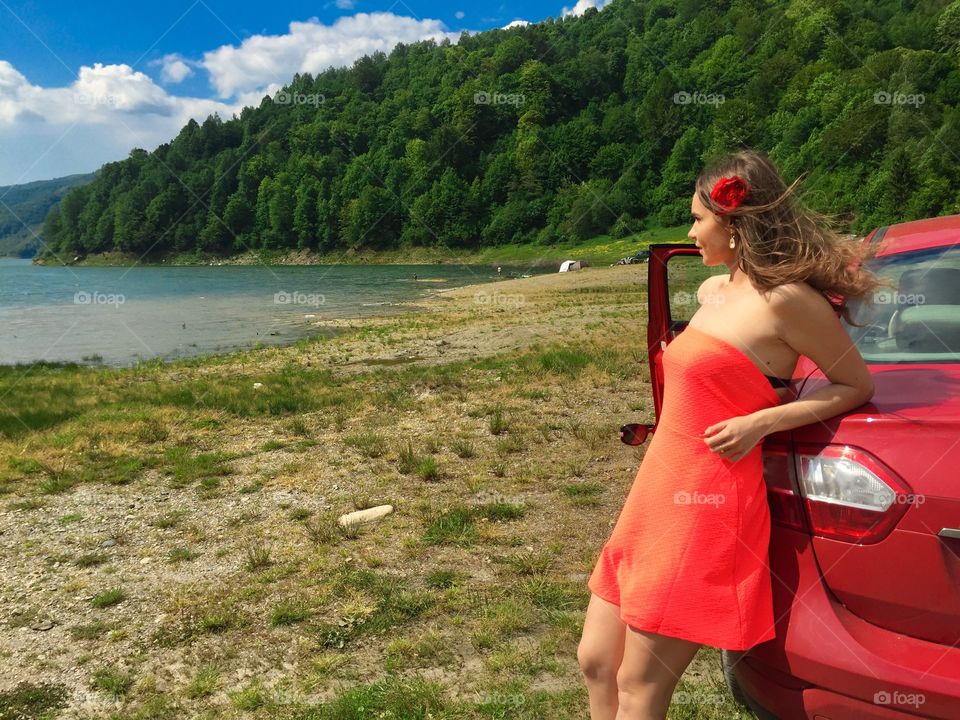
[578,149,884,720]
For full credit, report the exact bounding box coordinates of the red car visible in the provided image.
[633,216,960,720]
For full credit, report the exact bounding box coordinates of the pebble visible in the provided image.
[101,539,116,548]
[338,505,394,527]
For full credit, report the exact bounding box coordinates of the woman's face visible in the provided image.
[687,192,734,267]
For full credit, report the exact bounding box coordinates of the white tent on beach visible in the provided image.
[559,259,586,272]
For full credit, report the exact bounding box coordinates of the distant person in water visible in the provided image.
[496,266,501,276]
[412,273,418,280]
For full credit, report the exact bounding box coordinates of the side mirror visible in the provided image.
[619,423,654,446]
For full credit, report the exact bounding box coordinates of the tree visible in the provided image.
[36,0,960,263]
[937,1,960,56]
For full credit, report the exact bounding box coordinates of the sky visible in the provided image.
[0,0,611,186]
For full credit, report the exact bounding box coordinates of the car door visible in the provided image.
[646,243,721,420]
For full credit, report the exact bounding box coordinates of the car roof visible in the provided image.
[874,213,960,256]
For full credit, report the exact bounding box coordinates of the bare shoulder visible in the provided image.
[766,280,873,399]
[770,282,830,308]
[696,274,725,302]
[769,282,837,334]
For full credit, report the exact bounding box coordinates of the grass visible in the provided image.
[90,666,134,699]
[474,501,527,521]
[488,407,510,435]
[417,456,440,481]
[244,543,272,571]
[70,620,116,641]
[164,447,233,488]
[167,546,197,563]
[452,438,476,458]
[90,587,126,608]
[310,674,447,718]
[150,510,187,529]
[75,552,107,568]
[302,512,344,545]
[425,569,458,589]
[563,481,606,506]
[0,682,68,719]
[184,665,220,699]
[0,256,757,719]
[269,599,312,626]
[423,506,479,546]
[344,431,387,457]
[397,440,420,474]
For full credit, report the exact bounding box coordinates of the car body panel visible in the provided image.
[646,220,960,719]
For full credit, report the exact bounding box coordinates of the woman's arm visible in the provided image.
[753,282,875,437]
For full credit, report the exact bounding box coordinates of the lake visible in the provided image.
[0,259,550,367]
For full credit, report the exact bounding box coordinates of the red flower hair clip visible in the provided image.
[710,175,750,214]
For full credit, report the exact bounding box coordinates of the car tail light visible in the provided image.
[762,441,807,531]
[794,444,911,544]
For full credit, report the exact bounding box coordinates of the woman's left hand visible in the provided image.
[702,414,766,463]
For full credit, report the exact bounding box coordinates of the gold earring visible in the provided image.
[729,232,736,249]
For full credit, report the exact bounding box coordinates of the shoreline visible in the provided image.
[31,248,579,269]
[26,226,693,269]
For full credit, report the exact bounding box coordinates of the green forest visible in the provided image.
[0,173,95,257]
[39,0,960,262]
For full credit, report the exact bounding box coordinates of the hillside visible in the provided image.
[0,173,96,257]
[39,0,960,263]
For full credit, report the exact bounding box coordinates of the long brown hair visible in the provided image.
[695,149,892,325]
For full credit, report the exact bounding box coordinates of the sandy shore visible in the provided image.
[295,263,649,373]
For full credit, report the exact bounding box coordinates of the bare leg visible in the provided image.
[578,593,627,720]
[614,624,701,720]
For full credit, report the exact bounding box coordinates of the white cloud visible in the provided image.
[0,10,470,184]
[335,0,355,8]
[0,60,239,185]
[153,53,194,84]
[201,12,461,99]
[455,10,465,19]
[561,0,612,17]
[502,19,530,29]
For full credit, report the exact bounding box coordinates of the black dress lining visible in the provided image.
[763,374,792,389]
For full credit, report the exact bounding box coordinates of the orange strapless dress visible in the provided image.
[588,324,783,650]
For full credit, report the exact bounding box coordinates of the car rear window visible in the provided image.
[843,244,960,363]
